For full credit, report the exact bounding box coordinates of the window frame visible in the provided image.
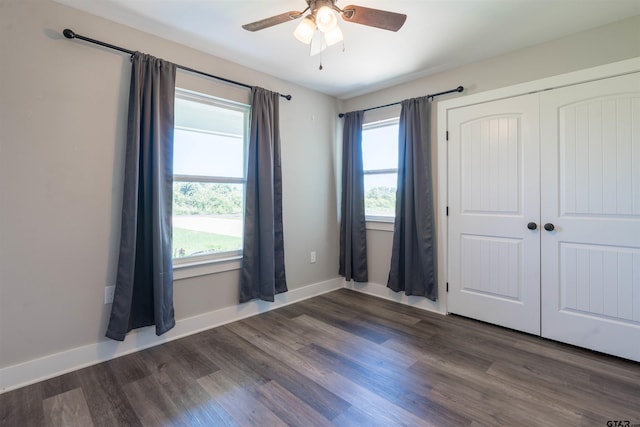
[362,117,400,223]
[172,88,250,269]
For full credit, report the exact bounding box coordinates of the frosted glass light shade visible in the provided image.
[324,25,343,46]
[294,16,316,44]
[315,6,337,32]
[309,31,327,56]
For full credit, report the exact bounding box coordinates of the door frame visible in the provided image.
[436,57,640,313]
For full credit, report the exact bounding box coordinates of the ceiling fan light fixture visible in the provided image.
[324,25,343,46]
[293,15,316,44]
[315,6,338,32]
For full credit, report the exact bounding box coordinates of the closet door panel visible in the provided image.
[540,72,640,362]
[448,94,541,335]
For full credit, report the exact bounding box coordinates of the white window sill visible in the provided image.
[173,256,242,280]
[366,219,394,232]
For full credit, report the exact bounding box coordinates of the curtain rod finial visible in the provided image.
[456,86,464,92]
[63,29,76,39]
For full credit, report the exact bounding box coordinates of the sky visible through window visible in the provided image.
[362,120,399,218]
[173,129,243,178]
[362,122,398,171]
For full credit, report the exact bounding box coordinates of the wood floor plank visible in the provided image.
[160,338,221,380]
[382,334,494,374]
[296,299,398,344]
[104,351,154,388]
[295,297,358,323]
[0,382,45,427]
[42,387,94,427]
[187,327,270,388]
[76,362,142,427]
[428,370,581,427]
[410,354,586,426]
[331,405,399,427]
[225,320,333,381]
[420,323,546,369]
[227,318,431,426]
[198,371,286,427]
[487,359,640,421]
[213,325,351,420]
[255,380,334,427]
[239,310,312,351]
[121,374,186,427]
[514,338,640,382]
[293,314,417,369]
[330,289,443,325]
[294,298,391,344]
[3,288,640,427]
[169,382,239,427]
[147,352,236,427]
[299,343,472,426]
[319,291,422,327]
[348,313,437,344]
[589,370,640,406]
[318,371,438,427]
[40,372,82,401]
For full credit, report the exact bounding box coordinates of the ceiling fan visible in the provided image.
[242,0,406,56]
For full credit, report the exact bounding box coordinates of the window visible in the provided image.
[362,118,399,220]
[172,89,249,264]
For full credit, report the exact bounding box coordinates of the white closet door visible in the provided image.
[448,94,541,335]
[540,72,640,361]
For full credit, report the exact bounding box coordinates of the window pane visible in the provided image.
[173,90,249,262]
[175,97,245,136]
[362,122,399,171]
[364,173,397,217]
[172,182,243,259]
[174,129,244,178]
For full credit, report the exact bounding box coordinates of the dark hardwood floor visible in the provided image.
[2,288,639,426]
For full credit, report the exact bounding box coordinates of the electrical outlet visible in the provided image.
[310,251,316,264]
[104,286,115,304]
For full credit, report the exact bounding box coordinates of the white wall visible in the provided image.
[0,0,340,382]
[341,15,640,313]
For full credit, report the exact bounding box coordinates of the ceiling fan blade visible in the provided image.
[341,5,406,32]
[242,11,303,32]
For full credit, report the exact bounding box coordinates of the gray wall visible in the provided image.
[0,0,340,370]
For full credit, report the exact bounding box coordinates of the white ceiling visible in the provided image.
[54,0,640,99]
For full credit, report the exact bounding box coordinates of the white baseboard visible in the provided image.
[343,280,446,315]
[0,277,343,394]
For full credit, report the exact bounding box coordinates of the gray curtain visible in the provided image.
[339,111,368,282]
[106,52,177,341]
[239,87,287,303]
[387,96,437,300]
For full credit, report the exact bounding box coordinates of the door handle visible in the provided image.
[544,223,555,231]
[527,222,537,230]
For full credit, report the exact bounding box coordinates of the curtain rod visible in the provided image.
[62,29,293,101]
[338,86,463,118]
